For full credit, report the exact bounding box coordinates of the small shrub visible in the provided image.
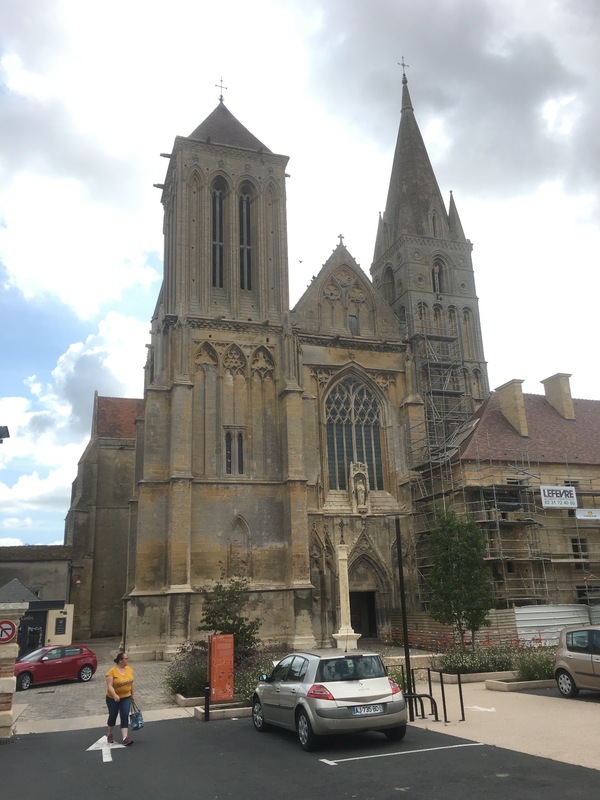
[234,648,281,705]
[164,641,281,703]
[514,645,557,681]
[163,641,208,697]
[197,573,261,663]
[431,644,516,674]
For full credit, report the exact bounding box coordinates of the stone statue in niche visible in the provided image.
[350,462,369,514]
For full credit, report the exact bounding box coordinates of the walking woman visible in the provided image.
[105,652,135,745]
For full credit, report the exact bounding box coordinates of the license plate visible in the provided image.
[351,704,383,716]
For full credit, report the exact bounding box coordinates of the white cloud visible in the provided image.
[1,0,600,546]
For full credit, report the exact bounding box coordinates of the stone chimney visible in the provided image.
[496,379,528,437]
[541,373,575,420]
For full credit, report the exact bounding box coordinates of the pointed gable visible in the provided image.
[188,101,272,153]
[291,241,401,340]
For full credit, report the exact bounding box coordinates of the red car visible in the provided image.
[14,645,98,690]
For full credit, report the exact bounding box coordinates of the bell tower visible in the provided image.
[127,98,318,657]
[158,98,290,327]
[371,71,489,463]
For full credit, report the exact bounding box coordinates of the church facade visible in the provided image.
[66,76,488,656]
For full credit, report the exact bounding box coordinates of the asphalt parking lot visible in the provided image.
[3,715,598,800]
[8,637,600,796]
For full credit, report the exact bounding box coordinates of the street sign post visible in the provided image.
[0,619,17,644]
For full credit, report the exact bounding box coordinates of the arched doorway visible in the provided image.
[350,591,377,637]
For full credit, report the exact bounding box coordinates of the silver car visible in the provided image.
[554,624,600,697]
[252,652,407,751]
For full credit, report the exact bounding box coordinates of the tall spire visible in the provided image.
[375,71,449,259]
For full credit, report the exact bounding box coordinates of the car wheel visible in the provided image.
[252,698,270,732]
[297,709,319,752]
[384,724,407,742]
[78,665,94,682]
[17,672,33,691]
[556,669,579,698]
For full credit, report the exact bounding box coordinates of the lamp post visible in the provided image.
[395,516,413,718]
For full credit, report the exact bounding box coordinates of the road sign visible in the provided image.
[0,619,17,643]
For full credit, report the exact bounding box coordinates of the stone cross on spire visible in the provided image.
[215,76,228,103]
[398,56,410,83]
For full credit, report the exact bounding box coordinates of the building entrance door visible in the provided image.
[350,591,377,637]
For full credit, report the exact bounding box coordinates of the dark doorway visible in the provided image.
[350,591,377,637]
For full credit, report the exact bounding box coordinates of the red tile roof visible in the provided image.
[95,396,143,439]
[460,392,600,466]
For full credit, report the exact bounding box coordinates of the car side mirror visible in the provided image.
[41,656,49,662]
[258,673,269,682]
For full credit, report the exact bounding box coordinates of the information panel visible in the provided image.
[209,634,234,703]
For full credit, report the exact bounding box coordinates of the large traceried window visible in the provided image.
[326,377,384,491]
[212,178,226,288]
[239,184,253,290]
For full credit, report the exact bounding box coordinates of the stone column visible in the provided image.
[332,544,361,651]
[0,603,28,740]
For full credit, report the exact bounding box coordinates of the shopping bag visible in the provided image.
[130,700,144,730]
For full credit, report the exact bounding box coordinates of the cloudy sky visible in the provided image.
[1,0,599,546]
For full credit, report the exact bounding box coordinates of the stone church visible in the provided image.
[65,74,488,657]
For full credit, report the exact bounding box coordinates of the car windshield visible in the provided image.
[316,655,386,682]
[18,648,48,662]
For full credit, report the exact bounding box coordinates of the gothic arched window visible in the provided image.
[225,429,245,475]
[381,265,395,306]
[462,307,474,358]
[212,177,227,288]
[239,183,253,290]
[325,377,384,491]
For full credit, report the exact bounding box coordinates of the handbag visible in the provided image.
[129,699,144,731]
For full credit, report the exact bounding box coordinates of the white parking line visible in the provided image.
[320,742,485,766]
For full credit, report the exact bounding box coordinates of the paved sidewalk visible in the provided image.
[12,638,185,735]
[409,677,600,772]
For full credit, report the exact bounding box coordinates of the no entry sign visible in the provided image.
[0,619,17,643]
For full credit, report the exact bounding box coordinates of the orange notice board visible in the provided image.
[209,634,234,703]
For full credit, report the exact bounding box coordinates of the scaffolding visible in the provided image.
[407,328,475,467]
[409,447,600,610]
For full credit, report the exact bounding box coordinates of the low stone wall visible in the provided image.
[382,654,435,671]
[485,678,556,692]
[430,670,516,684]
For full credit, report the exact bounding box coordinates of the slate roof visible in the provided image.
[460,392,600,466]
[0,545,72,561]
[95,396,143,439]
[0,577,40,602]
[188,101,272,153]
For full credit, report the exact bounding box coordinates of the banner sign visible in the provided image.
[576,508,600,520]
[540,485,578,508]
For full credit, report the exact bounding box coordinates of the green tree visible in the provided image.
[197,572,261,661]
[425,510,495,646]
